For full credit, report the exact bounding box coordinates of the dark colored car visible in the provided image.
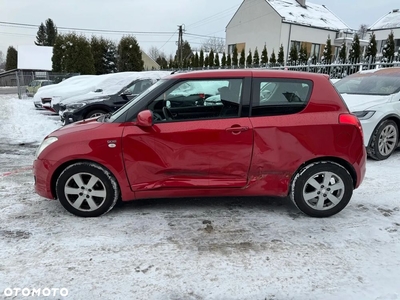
[33,70,366,218]
[57,78,155,125]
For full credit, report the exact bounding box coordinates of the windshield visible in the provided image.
[109,79,166,122]
[335,73,400,96]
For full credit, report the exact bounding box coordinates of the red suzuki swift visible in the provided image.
[33,70,366,218]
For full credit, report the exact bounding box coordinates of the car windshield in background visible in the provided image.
[109,79,167,122]
[335,74,400,96]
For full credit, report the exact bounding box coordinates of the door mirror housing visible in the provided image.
[136,110,153,127]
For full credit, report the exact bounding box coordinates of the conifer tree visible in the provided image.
[322,36,333,64]
[117,35,144,71]
[214,52,220,67]
[232,45,238,66]
[253,47,260,66]
[261,45,268,65]
[246,49,252,67]
[35,18,58,46]
[289,45,298,64]
[193,52,199,68]
[365,32,377,61]
[277,45,285,65]
[382,31,395,62]
[349,34,361,62]
[5,46,17,70]
[199,50,204,68]
[270,50,277,64]
[204,55,209,67]
[339,43,347,63]
[239,48,245,67]
[227,53,232,67]
[299,45,308,64]
[221,52,227,68]
[104,40,118,73]
[35,23,46,46]
[209,49,214,68]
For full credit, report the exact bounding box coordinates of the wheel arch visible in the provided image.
[367,114,400,146]
[50,159,121,199]
[289,156,357,194]
[83,105,112,119]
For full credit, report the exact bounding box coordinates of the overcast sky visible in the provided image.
[0,0,399,59]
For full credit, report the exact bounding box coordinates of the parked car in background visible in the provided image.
[33,70,366,218]
[335,68,400,160]
[33,75,95,109]
[26,80,54,97]
[56,71,171,125]
[59,79,154,125]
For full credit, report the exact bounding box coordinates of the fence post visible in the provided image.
[15,70,21,99]
[307,60,310,72]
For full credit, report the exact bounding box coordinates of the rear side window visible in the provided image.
[251,78,313,117]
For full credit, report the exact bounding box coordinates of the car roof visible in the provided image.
[167,69,329,80]
[357,67,400,76]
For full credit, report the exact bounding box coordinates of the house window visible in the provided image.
[310,44,321,58]
[228,44,236,55]
[290,41,301,52]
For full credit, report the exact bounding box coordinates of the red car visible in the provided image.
[33,70,366,218]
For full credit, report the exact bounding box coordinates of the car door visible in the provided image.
[122,77,254,191]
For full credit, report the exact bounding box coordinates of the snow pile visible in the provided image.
[369,9,400,30]
[0,95,61,145]
[266,0,350,30]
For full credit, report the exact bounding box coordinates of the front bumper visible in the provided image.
[33,158,57,200]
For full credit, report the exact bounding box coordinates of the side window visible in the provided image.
[147,79,243,123]
[251,79,312,117]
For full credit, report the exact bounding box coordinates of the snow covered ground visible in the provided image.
[0,95,399,300]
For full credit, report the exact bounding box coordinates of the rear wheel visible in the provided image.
[290,162,353,218]
[368,120,398,160]
[56,162,120,217]
[86,109,107,119]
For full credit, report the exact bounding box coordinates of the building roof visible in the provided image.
[266,0,350,31]
[369,9,400,30]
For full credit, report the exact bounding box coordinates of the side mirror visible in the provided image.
[136,110,153,127]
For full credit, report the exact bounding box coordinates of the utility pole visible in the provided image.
[178,25,183,68]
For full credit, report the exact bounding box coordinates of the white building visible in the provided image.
[368,9,400,56]
[226,0,356,62]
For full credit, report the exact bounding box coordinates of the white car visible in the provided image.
[335,68,400,160]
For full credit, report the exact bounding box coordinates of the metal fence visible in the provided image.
[174,56,400,79]
[0,70,79,99]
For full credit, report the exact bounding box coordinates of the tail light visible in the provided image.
[339,113,363,134]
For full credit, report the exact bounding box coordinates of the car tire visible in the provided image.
[86,110,107,119]
[367,120,398,161]
[56,162,120,217]
[290,162,353,218]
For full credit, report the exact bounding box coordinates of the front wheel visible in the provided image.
[56,162,120,217]
[86,109,107,119]
[290,162,353,218]
[368,120,398,161]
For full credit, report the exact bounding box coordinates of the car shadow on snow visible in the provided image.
[113,196,302,219]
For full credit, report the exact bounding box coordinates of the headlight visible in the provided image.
[35,137,58,158]
[353,111,375,120]
[67,103,87,109]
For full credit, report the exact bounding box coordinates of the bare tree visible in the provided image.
[148,46,161,60]
[358,24,368,40]
[201,37,225,53]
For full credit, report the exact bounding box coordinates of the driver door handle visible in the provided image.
[225,126,249,135]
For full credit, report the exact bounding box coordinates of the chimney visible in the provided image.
[296,0,306,7]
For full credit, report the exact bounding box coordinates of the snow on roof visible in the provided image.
[369,9,400,30]
[266,0,350,31]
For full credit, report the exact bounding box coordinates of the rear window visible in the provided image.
[335,73,400,96]
[251,79,313,117]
